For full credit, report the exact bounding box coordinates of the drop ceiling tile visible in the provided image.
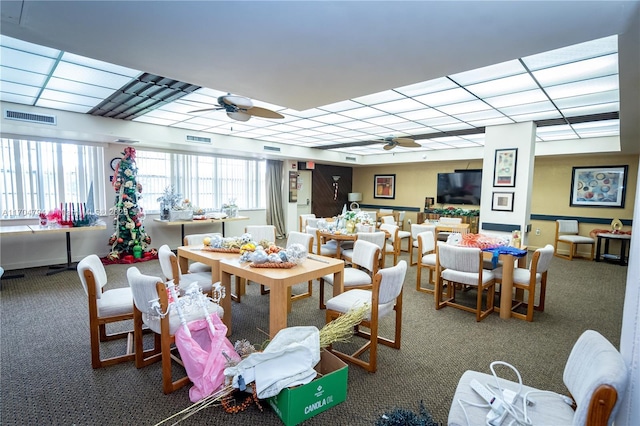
[450,59,526,85]
[61,52,140,77]
[363,114,407,126]
[35,99,92,113]
[339,106,385,120]
[0,81,41,97]
[562,102,619,117]
[169,122,209,131]
[0,66,48,86]
[319,99,362,112]
[53,62,133,89]
[465,73,538,98]
[510,110,563,122]
[0,36,60,57]
[310,113,354,125]
[553,90,619,109]
[497,100,556,116]
[1,47,57,74]
[439,100,491,115]
[0,92,36,104]
[533,54,618,87]
[395,77,457,97]
[413,87,476,107]
[371,97,425,114]
[46,76,116,99]
[485,89,548,108]
[545,75,618,100]
[352,90,404,105]
[39,88,102,107]
[397,108,446,121]
[523,35,617,71]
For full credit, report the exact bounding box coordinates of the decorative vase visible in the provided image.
[346,220,356,234]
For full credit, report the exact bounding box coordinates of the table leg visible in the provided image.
[269,284,288,338]
[498,254,515,319]
[332,268,344,297]
[595,236,603,262]
[620,239,628,266]
[178,254,189,275]
[222,222,226,237]
[180,224,185,244]
[47,232,77,275]
[220,271,233,336]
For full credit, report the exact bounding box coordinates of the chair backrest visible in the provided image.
[158,244,180,281]
[299,214,316,232]
[356,231,386,250]
[557,219,579,235]
[379,223,399,245]
[306,217,320,228]
[306,225,320,253]
[418,231,436,255]
[377,260,407,306]
[77,254,108,299]
[355,223,376,233]
[439,217,463,225]
[411,223,436,239]
[183,233,221,246]
[562,330,628,425]
[531,244,555,273]
[379,208,393,216]
[351,239,381,273]
[381,215,396,225]
[126,266,164,315]
[437,243,481,273]
[286,231,314,253]
[245,225,276,245]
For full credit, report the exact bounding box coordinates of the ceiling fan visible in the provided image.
[189,94,284,122]
[381,136,421,150]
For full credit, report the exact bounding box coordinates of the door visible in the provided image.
[296,170,312,217]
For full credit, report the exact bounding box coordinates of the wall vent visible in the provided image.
[113,139,139,144]
[186,135,212,144]
[345,156,357,161]
[263,146,281,152]
[4,109,57,125]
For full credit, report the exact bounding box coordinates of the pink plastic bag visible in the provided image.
[174,313,240,402]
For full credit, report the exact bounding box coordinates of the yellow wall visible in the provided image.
[353,153,638,252]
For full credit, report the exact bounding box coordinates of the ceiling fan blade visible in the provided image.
[189,106,223,113]
[245,106,285,119]
[394,137,420,147]
[383,143,396,151]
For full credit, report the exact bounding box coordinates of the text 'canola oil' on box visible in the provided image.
[268,350,348,426]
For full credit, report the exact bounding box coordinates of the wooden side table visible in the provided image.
[595,233,631,266]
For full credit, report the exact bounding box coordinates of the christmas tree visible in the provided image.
[108,147,151,260]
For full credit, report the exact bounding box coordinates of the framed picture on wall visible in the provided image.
[374,174,395,199]
[493,148,518,187]
[491,192,514,212]
[570,165,628,208]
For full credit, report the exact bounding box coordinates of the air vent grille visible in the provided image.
[263,146,281,152]
[4,110,57,125]
[113,139,139,144]
[186,135,212,144]
[346,156,357,161]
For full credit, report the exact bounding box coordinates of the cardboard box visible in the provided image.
[268,350,348,426]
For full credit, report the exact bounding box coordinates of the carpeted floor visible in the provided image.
[0,247,627,425]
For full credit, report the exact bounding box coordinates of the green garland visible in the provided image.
[426,207,480,217]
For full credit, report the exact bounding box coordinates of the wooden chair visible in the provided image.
[341,231,386,269]
[379,223,400,266]
[554,219,595,260]
[126,266,224,394]
[325,260,407,373]
[158,244,213,294]
[306,225,338,257]
[183,233,222,273]
[409,223,436,266]
[416,231,437,294]
[319,239,380,309]
[77,254,135,369]
[299,214,316,232]
[448,330,628,426]
[493,244,554,321]
[436,216,463,242]
[435,243,496,322]
[380,214,411,252]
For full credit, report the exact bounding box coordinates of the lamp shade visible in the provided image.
[348,192,362,202]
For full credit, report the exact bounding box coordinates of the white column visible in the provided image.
[479,122,536,244]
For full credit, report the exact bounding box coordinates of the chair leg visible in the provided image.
[319,278,326,309]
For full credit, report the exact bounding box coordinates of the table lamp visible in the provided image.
[348,192,362,210]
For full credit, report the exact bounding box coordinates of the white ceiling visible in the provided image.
[1,1,639,158]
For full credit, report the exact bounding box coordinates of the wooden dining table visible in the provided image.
[318,231,358,258]
[218,255,344,338]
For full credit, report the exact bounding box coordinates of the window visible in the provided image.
[0,138,106,218]
[135,149,266,212]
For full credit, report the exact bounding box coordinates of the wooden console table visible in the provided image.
[154,216,249,242]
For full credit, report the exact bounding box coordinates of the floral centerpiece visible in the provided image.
[342,210,373,233]
[157,186,183,220]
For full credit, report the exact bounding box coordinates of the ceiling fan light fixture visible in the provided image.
[220,95,253,109]
[227,111,251,122]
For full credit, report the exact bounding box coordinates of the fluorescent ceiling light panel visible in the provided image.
[1,47,57,74]
[562,102,619,117]
[372,98,425,113]
[352,90,404,105]
[383,122,427,132]
[395,77,457,97]
[466,73,538,98]
[438,100,491,115]
[0,92,35,104]
[485,89,548,108]
[338,120,375,130]
[450,59,525,85]
[0,81,40,97]
[319,99,361,112]
[545,75,618,100]
[466,117,514,128]
[510,110,563,122]
[455,109,505,122]
[39,89,102,106]
[397,108,446,121]
[143,110,191,121]
[1,35,60,57]
[413,87,476,107]
[45,77,116,98]
[497,100,556,116]
[363,114,407,126]
[431,122,474,132]
[54,62,133,89]
[170,122,209,131]
[523,35,617,71]
[533,54,618,87]
[35,99,92,113]
[310,113,353,124]
[280,108,327,118]
[553,90,619,109]
[0,66,48,86]
[339,106,385,119]
[61,52,139,77]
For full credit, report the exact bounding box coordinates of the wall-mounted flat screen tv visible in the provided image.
[436,170,482,206]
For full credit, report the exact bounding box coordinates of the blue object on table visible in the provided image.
[482,246,528,268]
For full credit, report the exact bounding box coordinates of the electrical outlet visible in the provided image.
[535,228,541,236]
